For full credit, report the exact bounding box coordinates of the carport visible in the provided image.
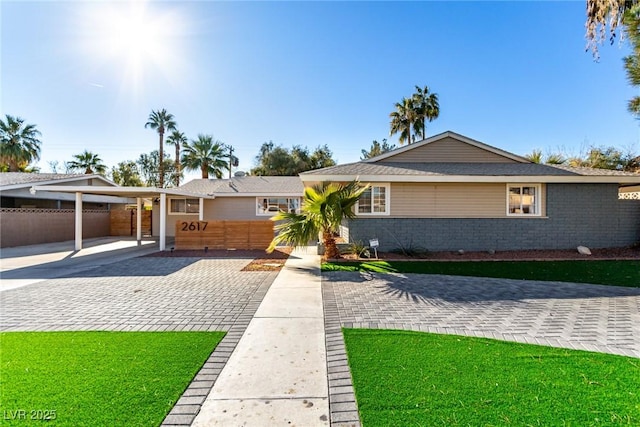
[31,185,214,251]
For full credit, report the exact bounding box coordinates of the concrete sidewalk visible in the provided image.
[191,247,330,426]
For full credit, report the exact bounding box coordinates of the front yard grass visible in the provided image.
[323,260,640,287]
[0,331,224,426]
[344,329,640,426]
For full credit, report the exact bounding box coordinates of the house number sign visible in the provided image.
[180,221,208,231]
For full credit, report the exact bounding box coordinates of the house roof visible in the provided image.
[364,131,531,163]
[300,161,640,183]
[0,172,115,190]
[179,176,304,197]
[300,131,640,184]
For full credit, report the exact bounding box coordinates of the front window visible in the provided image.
[169,198,200,214]
[257,197,300,215]
[507,185,540,216]
[357,184,390,215]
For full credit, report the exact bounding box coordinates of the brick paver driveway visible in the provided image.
[1,257,278,332]
[323,271,640,358]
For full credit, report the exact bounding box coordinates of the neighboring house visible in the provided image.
[0,173,132,247]
[620,185,640,200]
[300,131,640,252]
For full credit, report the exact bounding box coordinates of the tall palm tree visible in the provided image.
[145,109,176,188]
[166,130,187,186]
[412,85,440,140]
[389,97,418,145]
[267,181,369,260]
[0,115,42,172]
[181,134,228,179]
[67,150,107,174]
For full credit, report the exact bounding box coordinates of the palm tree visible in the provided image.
[166,130,187,186]
[67,150,107,174]
[412,85,439,140]
[0,115,42,172]
[181,134,228,179]
[267,181,369,260]
[545,153,567,165]
[389,97,418,145]
[525,149,543,164]
[145,109,176,188]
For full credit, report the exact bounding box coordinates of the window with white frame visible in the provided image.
[357,184,390,215]
[257,197,300,215]
[169,198,200,215]
[507,184,540,216]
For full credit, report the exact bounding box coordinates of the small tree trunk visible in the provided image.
[158,131,164,188]
[175,145,180,186]
[322,230,341,260]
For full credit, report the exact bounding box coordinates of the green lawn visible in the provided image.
[344,329,640,426]
[0,331,224,426]
[323,260,640,287]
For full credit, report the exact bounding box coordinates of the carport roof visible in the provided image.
[31,185,213,199]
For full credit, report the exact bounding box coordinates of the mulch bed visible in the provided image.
[145,245,638,269]
[340,246,640,262]
[145,247,292,271]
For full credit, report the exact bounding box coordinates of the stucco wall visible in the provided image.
[0,209,111,248]
[343,183,640,251]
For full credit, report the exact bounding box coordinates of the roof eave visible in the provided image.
[1,174,116,191]
[31,185,216,199]
[299,174,640,184]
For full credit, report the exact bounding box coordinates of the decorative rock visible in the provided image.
[577,246,592,255]
[458,249,465,255]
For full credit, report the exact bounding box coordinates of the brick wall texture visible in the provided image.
[344,183,640,251]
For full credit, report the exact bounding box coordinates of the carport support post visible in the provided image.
[75,192,83,251]
[136,197,142,242]
[199,198,204,221]
[159,193,166,251]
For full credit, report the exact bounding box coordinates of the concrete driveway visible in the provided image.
[323,271,640,358]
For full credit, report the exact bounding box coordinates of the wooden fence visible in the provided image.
[174,220,274,250]
[110,209,152,236]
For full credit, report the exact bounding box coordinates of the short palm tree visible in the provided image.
[389,97,418,145]
[0,115,42,172]
[145,109,176,188]
[67,150,107,174]
[166,130,187,186]
[412,85,439,140]
[267,181,369,259]
[181,134,228,179]
[525,149,543,164]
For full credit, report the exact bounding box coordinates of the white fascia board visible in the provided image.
[31,185,216,199]
[3,188,133,203]
[212,192,303,197]
[299,175,640,184]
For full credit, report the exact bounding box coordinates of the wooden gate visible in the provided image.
[110,209,152,236]
[174,220,274,250]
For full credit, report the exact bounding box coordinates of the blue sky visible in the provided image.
[2,0,639,182]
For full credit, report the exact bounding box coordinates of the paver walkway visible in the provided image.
[1,257,278,332]
[190,248,330,426]
[323,271,640,358]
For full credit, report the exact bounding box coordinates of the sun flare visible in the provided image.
[77,1,186,95]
